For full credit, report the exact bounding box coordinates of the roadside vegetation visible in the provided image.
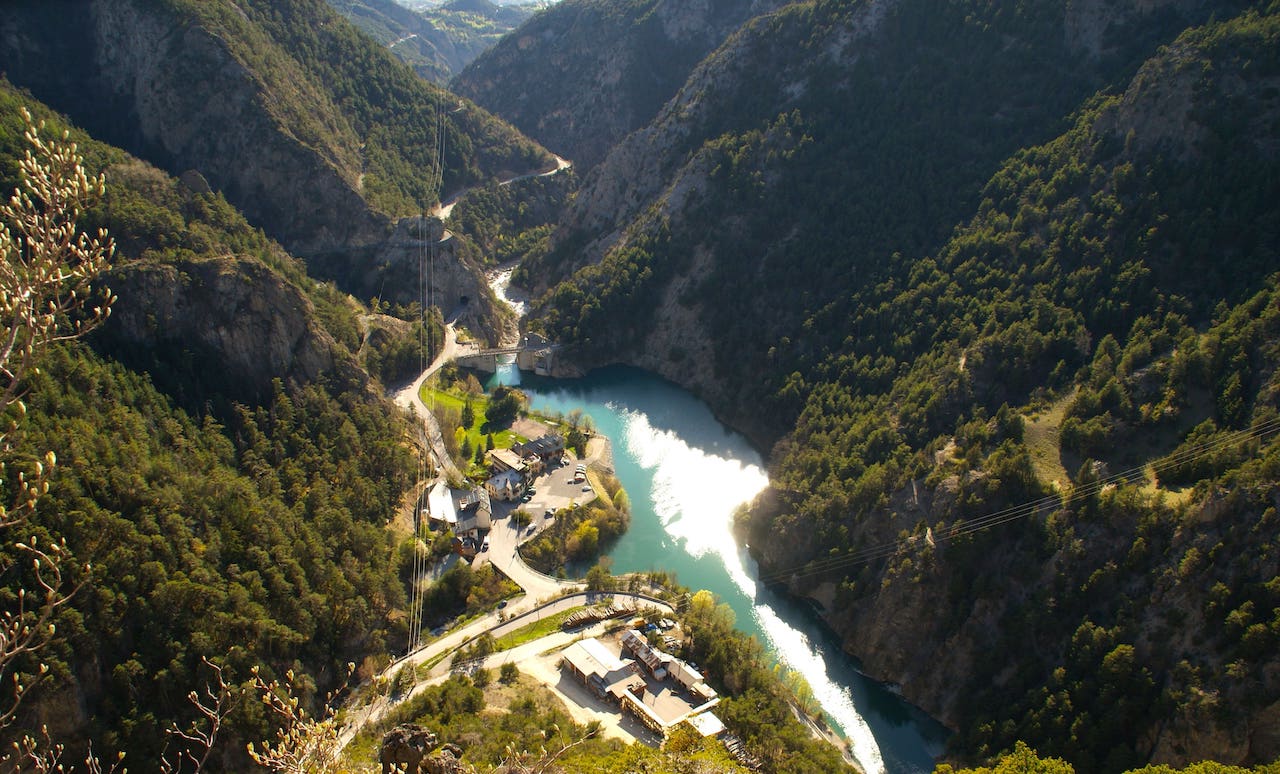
[362,302,445,387]
[412,564,519,634]
[423,369,528,472]
[341,671,750,773]
[521,472,631,573]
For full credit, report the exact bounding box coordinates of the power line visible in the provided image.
[759,415,1280,585]
[408,84,450,656]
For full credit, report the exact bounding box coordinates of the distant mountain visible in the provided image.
[452,0,787,169]
[327,0,540,84]
[0,0,551,339]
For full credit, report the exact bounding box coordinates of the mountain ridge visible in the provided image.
[0,0,550,339]
[452,0,789,170]
[495,0,1280,768]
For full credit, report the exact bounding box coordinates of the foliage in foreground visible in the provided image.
[0,86,418,767]
[937,742,1280,774]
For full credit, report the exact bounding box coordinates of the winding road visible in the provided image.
[432,155,572,221]
[393,322,463,479]
[390,316,577,603]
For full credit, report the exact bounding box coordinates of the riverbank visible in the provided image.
[486,364,949,773]
[481,256,944,772]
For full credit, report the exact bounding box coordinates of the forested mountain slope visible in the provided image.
[507,0,1280,768]
[327,0,537,84]
[0,0,550,334]
[0,85,418,767]
[747,14,1280,767]
[527,0,1236,444]
[452,0,787,170]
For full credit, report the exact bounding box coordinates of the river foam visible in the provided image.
[620,408,888,774]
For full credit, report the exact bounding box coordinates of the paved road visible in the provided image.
[484,509,578,602]
[336,591,673,750]
[392,323,461,479]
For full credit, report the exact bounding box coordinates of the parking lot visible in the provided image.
[491,455,598,543]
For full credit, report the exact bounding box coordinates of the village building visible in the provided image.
[686,712,726,738]
[486,469,524,502]
[455,488,492,538]
[560,633,722,740]
[486,448,527,476]
[512,433,565,465]
[560,638,642,701]
[424,481,493,540]
[423,480,458,532]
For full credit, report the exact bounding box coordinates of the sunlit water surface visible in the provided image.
[489,364,948,773]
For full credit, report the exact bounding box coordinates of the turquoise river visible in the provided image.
[489,363,949,774]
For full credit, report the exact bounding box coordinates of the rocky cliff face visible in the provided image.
[453,0,787,170]
[99,256,371,406]
[0,0,540,342]
[2,0,386,257]
[334,216,510,342]
[554,0,892,265]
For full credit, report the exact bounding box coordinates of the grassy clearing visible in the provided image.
[420,382,525,451]
[493,609,577,652]
[1024,390,1075,490]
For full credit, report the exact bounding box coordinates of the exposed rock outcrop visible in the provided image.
[0,0,540,341]
[16,0,386,257]
[318,216,508,344]
[98,256,370,406]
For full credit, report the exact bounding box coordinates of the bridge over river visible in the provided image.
[455,332,560,374]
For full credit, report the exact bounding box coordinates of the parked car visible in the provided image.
[525,524,536,535]
[481,539,489,551]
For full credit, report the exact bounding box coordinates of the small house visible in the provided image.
[486,469,523,502]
